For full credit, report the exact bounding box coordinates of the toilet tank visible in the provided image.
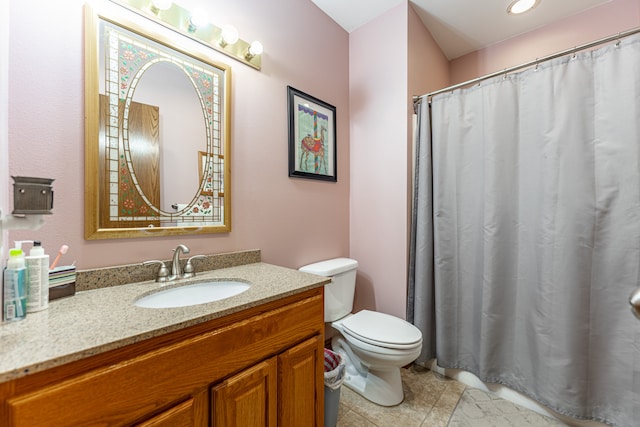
[299,258,358,322]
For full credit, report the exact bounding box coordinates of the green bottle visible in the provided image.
[3,248,27,321]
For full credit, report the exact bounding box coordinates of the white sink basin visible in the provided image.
[135,280,251,309]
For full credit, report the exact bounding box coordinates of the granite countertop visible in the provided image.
[0,262,329,383]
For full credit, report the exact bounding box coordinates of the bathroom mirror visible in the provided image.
[84,3,231,239]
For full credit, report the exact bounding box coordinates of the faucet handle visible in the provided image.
[183,255,207,279]
[143,260,170,283]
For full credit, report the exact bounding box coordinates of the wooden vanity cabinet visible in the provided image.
[137,391,208,427]
[211,335,323,427]
[212,357,278,426]
[0,288,324,427]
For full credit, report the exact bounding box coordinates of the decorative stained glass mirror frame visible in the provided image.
[84,3,231,239]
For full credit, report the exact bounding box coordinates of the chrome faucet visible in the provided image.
[170,244,190,280]
[143,244,207,283]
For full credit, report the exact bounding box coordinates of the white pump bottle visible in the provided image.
[25,240,49,312]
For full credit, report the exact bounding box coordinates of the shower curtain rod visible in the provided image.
[414,26,640,103]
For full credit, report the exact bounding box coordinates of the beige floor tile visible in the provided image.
[402,365,454,409]
[337,409,379,427]
[331,365,564,427]
[338,370,432,427]
[447,388,567,426]
[421,380,467,427]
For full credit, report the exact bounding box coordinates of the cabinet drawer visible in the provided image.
[6,293,323,426]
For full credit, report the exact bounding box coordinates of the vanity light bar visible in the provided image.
[109,0,262,70]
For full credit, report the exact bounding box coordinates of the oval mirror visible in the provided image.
[129,61,206,214]
[84,4,231,239]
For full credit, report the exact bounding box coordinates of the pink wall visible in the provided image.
[451,0,640,84]
[349,2,449,320]
[349,3,409,319]
[1,0,8,264]
[7,0,350,271]
[408,4,450,98]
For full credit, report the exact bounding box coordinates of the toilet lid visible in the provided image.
[340,310,422,349]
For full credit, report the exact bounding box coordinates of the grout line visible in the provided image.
[420,381,467,427]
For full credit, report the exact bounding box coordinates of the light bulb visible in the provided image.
[220,25,239,46]
[249,41,263,56]
[245,40,263,60]
[188,8,209,32]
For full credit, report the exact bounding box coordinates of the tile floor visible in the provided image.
[335,365,567,427]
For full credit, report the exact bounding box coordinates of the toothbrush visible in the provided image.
[49,245,69,270]
[14,274,24,318]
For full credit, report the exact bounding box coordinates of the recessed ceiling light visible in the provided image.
[507,0,540,15]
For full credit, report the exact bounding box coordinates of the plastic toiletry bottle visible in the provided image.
[25,240,49,312]
[3,248,27,322]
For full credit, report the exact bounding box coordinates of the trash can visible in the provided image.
[324,348,346,427]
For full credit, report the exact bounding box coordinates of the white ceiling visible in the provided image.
[311,0,612,59]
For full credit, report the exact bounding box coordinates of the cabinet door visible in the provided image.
[211,357,277,427]
[278,335,324,427]
[136,390,207,427]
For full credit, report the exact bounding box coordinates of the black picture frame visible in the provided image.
[287,86,337,182]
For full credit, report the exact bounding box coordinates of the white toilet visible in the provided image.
[299,258,422,406]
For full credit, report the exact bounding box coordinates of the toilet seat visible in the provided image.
[340,310,422,350]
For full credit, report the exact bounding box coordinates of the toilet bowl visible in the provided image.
[331,310,422,406]
[299,258,423,406]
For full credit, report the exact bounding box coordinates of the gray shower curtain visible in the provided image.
[408,34,640,427]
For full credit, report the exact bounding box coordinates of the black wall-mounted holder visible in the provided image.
[12,176,54,215]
